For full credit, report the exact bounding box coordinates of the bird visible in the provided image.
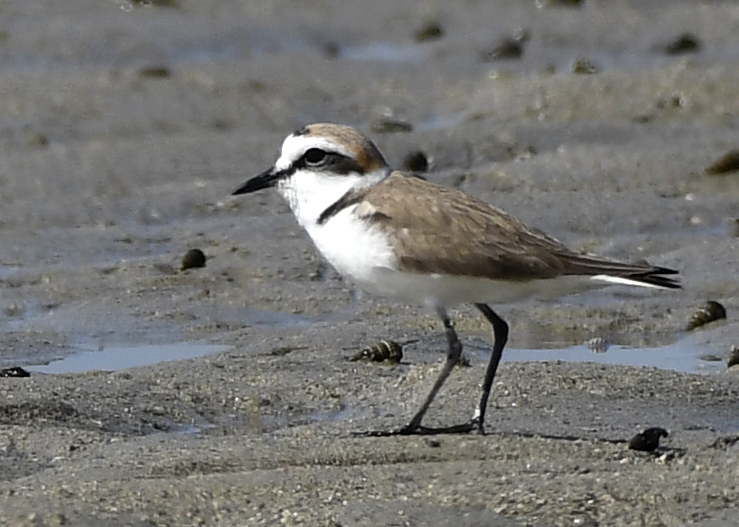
[231,123,680,436]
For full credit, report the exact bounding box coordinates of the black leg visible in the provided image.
[399,306,465,433]
[355,304,508,437]
[356,306,474,436]
[471,303,508,434]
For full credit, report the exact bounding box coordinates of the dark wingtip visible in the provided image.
[651,266,679,276]
[628,267,681,289]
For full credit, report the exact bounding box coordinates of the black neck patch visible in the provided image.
[317,188,367,225]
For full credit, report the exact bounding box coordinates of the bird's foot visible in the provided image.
[354,419,482,437]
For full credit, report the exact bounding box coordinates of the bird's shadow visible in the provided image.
[353,427,684,456]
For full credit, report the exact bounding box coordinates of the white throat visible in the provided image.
[277,168,388,229]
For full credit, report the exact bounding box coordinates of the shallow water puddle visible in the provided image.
[480,337,724,374]
[341,42,429,62]
[0,264,19,279]
[28,342,230,374]
[8,305,308,373]
[21,330,721,376]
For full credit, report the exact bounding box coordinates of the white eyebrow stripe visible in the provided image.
[275,135,354,171]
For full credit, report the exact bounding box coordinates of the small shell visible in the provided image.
[571,57,599,74]
[402,150,429,173]
[26,132,49,148]
[586,337,609,354]
[455,354,471,368]
[705,150,739,175]
[629,427,668,452]
[686,300,727,331]
[370,117,413,134]
[1,366,30,378]
[663,33,701,55]
[181,248,207,271]
[350,340,403,363]
[138,65,171,78]
[727,346,739,368]
[481,38,524,62]
[728,218,739,238]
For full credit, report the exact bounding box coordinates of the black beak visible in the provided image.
[232,167,281,195]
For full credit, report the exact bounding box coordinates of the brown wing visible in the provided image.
[358,172,678,285]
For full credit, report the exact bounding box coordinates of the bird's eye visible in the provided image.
[304,148,328,166]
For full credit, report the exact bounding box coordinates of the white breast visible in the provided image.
[305,205,397,290]
[277,168,397,291]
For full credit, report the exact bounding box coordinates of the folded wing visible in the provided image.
[359,172,679,289]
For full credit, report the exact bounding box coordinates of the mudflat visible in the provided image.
[1,1,738,525]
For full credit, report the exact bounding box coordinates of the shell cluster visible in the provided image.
[686,300,726,331]
[350,340,403,363]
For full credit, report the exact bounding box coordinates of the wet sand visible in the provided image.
[1,0,739,525]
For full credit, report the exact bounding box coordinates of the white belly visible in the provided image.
[366,268,610,308]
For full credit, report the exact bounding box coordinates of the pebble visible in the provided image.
[414,21,444,42]
[629,427,668,452]
[663,33,701,55]
[181,249,207,271]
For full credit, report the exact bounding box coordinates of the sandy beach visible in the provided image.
[1,0,739,525]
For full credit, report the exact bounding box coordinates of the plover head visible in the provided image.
[233,123,391,227]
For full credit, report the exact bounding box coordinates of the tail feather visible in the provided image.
[592,266,681,290]
[625,266,680,289]
[560,251,681,290]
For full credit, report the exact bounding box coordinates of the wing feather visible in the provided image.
[358,172,679,288]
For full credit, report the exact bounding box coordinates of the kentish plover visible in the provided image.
[232,123,680,435]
